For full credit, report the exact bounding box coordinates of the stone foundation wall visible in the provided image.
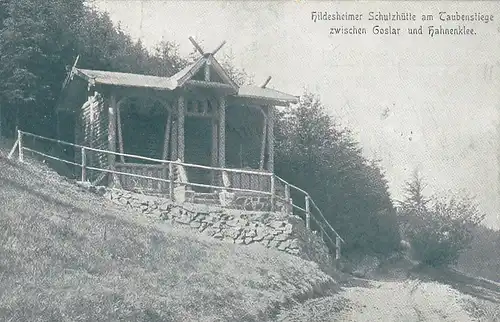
[79,182,333,267]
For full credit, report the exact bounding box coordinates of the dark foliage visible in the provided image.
[0,0,183,138]
[398,172,486,267]
[275,92,401,255]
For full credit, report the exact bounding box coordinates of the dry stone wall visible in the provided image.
[77,182,333,267]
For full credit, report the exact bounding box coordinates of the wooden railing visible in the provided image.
[227,170,271,193]
[274,176,344,259]
[8,130,344,258]
[115,163,169,193]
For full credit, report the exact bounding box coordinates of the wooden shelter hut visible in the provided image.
[57,39,298,207]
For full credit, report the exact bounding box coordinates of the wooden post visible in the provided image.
[239,144,243,168]
[171,118,178,161]
[261,76,272,88]
[162,111,172,192]
[259,110,267,170]
[177,95,185,162]
[212,41,226,55]
[267,105,274,172]
[205,58,211,81]
[74,109,81,166]
[7,138,19,159]
[285,184,291,215]
[55,111,60,140]
[81,147,87,182]
[335,236,341,260]
[89,93,95,151]
[162,111,172,160]
[270,175,275,212]
[169,162,174,201]
[305,196,310,230]
[188,36,205,55]
[17,130,23,162]
[218,96,226,167]
[116,104,125,163]
[108,93,118,186]
[211,107,218,186]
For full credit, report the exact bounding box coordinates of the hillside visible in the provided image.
[0,150,337,321]
[1,143,500,322]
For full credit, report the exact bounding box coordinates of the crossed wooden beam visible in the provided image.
[188,36,226,56]
[188,37,272,88]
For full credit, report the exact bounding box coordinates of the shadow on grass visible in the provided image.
[0,175,87,216]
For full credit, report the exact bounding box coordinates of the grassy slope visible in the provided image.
[0,151,336,322]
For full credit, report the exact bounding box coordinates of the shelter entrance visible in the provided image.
[121,110,166,162]
[184,116,213,192]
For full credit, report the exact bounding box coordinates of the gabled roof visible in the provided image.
[206,55,239,89]
[62,46,298,107]
[168,56,206,86]
[66,67,298,105]
[69,52,239,92]
[237,86,298,104]
[57,39,298,112]
[73,68,178,91]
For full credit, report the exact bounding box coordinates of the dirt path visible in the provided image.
[334,279,483,321]
[277,277,500,322]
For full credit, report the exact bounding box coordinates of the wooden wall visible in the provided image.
[76,93,109,182]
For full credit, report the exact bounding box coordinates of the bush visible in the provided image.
[398,172,485,267]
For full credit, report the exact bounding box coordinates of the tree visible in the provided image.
[217,51,254,86]
[0,0,87,134]
[0,0,182,139]
[152,40,190,75]
[399,170,430,215]
[399,174,486,267]
[397,170,431,237]
[275,92,401,255]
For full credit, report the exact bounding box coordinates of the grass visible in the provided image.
[0,148,337,322]
[3,137,500,321]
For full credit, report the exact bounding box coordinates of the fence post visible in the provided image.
[270,175,275,212]
[284,183,291,215]
[169,162,174,201]
[17,130,23,162]
[305,195,310,230]
[335,236,341,260]
[81,147,86,182]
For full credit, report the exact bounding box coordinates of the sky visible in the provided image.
[94,0,500,229]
